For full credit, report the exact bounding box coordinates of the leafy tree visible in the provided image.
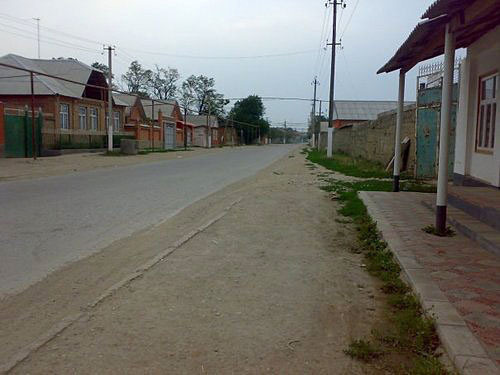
[91,62,112,78]
[180,75,228,116]
[151,65,179,100]
[229,95,270,143]
[121,60,152,98]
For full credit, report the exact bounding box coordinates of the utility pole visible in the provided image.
[33,18,40,59]
[327,0,343,158]
[184,106,188,151]
[283,121,287,144]
[105,45,115,152]
[312,77,319,149]
[206,103,211,148]
[151,99,155,151]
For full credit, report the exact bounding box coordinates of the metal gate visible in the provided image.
[164,123,175,149]
[4,111,42,158]
[415,60,460,179]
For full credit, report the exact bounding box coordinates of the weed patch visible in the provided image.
[344,340,383,362]
[422,225,456,237]
[307,150,449,373]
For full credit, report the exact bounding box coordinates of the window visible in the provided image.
[89,108,98,130]
[78,106,87,130]
[477,74,497,151]
[60,103,70,129]
[113,111,120,131]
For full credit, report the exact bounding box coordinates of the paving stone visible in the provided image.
[454,355,500,375]
[360,191,500,372]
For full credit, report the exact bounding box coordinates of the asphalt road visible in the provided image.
[0,145,296,298]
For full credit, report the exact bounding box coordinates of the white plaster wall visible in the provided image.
[462,26,500,186]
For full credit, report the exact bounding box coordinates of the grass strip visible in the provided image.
[307,150,450,374]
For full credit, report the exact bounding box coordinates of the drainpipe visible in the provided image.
[436,23,456,234]
[393,70,406,192]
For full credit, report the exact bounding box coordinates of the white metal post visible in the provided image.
[107,47,113,152]
[436,23,455,234]
[393,70,406,191]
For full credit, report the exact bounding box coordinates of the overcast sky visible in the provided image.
[0,0,441,129]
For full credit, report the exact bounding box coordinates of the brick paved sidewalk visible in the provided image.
[360,191,500,375]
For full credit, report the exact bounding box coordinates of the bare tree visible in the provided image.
[150,66,179,100]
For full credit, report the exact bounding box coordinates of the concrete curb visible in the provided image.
[0,198,243,374]
[359,191,499,375]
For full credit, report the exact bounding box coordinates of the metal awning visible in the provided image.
[378,0,500,74]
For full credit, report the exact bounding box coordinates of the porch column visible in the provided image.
[393,70,406,192]
[436,23,456,234]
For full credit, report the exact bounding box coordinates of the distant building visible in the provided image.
[329,100,415,128]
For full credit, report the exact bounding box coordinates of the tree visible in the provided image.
[151,66,179,100]
[229,95,270,144]
[180,75,228,116]
[121,60,152,98]
[91,62,112,78]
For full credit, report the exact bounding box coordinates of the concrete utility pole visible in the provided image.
[283,121,287,144]
[33,18,40,59]
[105,46,115,152]
[206,103,211,148]
[312,77,319,149]
[327,0,342,158]
[184,106,188,151]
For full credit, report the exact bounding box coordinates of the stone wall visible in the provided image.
[332,106,416,172]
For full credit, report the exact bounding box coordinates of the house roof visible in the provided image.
[331,100,414,121]
[140,99,177,120]
[113,93,146,117]
[378,0,500,74]
[0,54,107,99]
[185,114,219,127]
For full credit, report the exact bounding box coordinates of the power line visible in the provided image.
[0,26,100,53]
[120,46,319,60]
[0,13,108,46]
[339,0,360,40]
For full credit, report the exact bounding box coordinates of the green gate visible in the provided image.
[4,112,42,158]
[415,85,458,179]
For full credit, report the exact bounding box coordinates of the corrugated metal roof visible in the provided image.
[332,100,414,121]
[140,99,177,119]
[0,54,101,98]
[185,114,219,127]
[378,0,500,74]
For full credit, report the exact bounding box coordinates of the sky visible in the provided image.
[0,0,442,130]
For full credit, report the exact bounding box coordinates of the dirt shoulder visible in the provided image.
[2,147,383,374]
[0,147,227,183]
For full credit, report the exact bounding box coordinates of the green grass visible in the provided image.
[307,149,392,178]
[422,225,456,237]
[307,150,448,374]
[344,340,383,362]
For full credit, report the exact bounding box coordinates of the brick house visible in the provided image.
[141,99,194,148]
[186,114,219,148]
[0,54,127,150]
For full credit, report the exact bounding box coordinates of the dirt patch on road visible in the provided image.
[3,147,383,374]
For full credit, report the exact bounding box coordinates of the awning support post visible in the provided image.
[393,70,406,192]
[436,23,455,234]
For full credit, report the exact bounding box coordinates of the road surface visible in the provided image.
[0,145,296,298]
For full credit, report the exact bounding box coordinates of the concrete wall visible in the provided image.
[454,25,500,187]
[332,106,416,172]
